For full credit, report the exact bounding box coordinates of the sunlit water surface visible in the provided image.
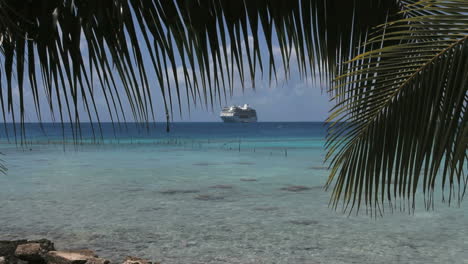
[0,123,466,264]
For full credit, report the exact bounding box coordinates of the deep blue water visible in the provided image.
[0,122,328,141]
[0,122,466,264]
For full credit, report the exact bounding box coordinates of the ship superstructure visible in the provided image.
[220,104,257,123]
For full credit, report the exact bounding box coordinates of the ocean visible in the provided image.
[0,122,466,264]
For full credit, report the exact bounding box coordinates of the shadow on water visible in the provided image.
[240,178,257,182]
[159,189,200,195]
[280,185,312,192]
[280,185,323,192]
[192,162,219,166]
[307,166,328,170]
[232,161,255,165]
[209,184,234,189]
[288,219,319,226]
[194,194,226,201]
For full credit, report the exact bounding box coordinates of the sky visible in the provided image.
[4,23,333,124]
[130,36,333,122]
[177,72,332,122]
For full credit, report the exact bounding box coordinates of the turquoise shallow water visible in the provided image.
[0,123,466,264]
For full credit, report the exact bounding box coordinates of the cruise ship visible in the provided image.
[220,104,258,123]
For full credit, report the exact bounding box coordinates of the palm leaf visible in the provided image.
[0,0,402,141]
[326,0,468,215]
[11,0,468,214]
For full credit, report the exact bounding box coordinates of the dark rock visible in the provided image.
[0,240,27,256]
[15,243,44,262]
[1,239,53,264]
[15,239,54,262]
[30,240,54,252]
[280,185,311,192]
[240,178,257,182]
[209,185,233,189]
[123,256,158,264]
[6,256,28,264]
[46,250,97,264]
[159,189,200,195]
[194,194,225,201]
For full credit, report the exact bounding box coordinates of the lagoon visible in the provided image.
[0,123,466,264]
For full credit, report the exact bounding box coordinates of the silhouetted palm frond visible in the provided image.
[326,0,468,215]
[0,0,401,142]
[3,1,466,214]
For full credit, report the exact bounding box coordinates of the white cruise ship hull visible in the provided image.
[220,104,258,123]
[221,116,257,123]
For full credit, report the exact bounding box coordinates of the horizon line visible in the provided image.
[1,121,329,124]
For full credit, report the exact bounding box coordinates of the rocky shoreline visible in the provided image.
[0,239,158,264]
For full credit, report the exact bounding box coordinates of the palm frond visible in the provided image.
[0,0,402,142]
[326,0,468,215]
